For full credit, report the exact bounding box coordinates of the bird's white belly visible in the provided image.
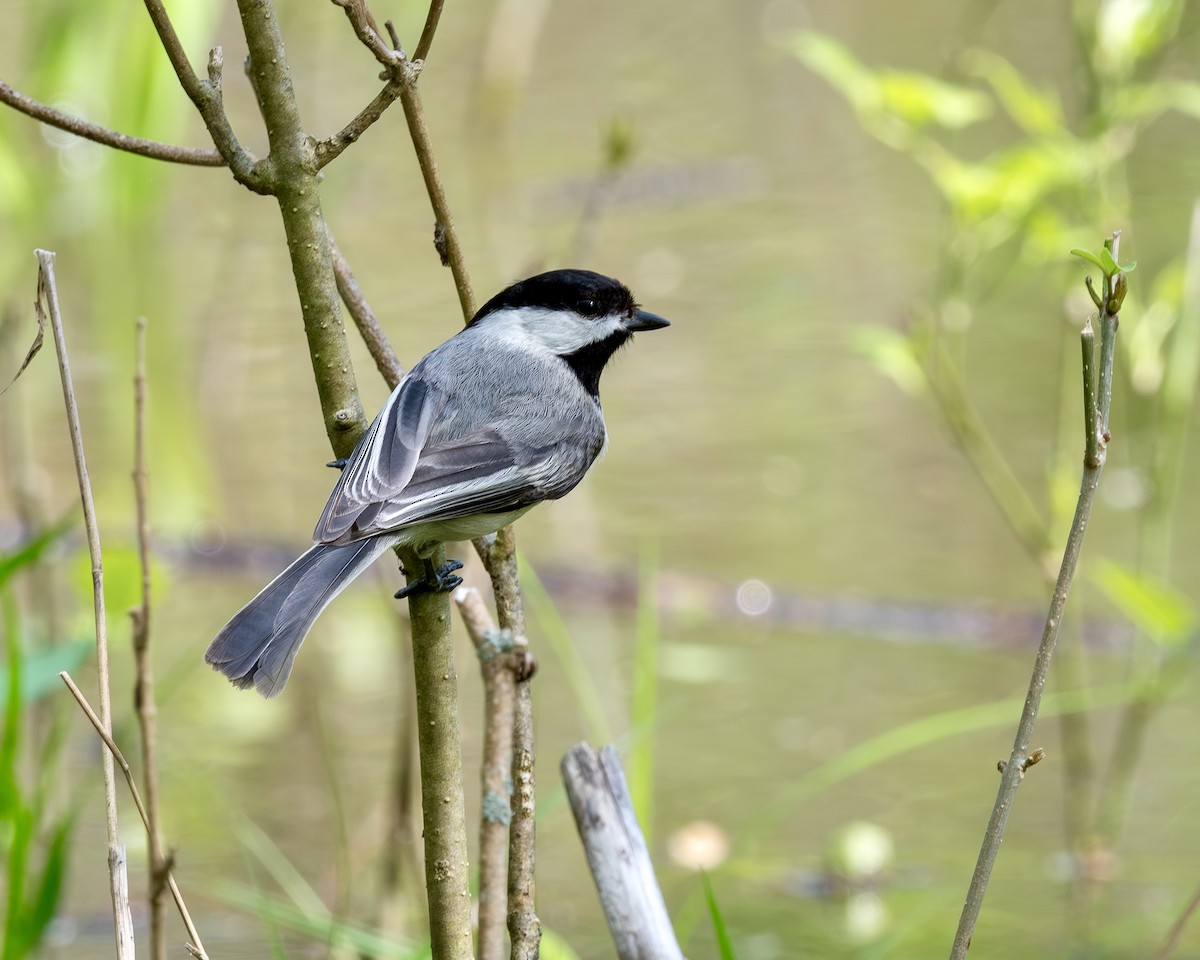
[404,506,534,557]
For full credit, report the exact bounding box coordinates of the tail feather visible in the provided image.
[205,538,392,697]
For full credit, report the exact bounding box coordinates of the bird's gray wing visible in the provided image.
[314,375,449,543]
[340,425,596,537]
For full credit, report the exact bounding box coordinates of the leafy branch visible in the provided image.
[948,232,1129,958]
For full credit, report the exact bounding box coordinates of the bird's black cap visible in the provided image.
[469,269,639,325]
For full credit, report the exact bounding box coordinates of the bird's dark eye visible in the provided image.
[577,298,598,315]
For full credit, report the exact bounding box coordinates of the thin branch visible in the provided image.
[454,587,519,960]
[400,81,475,322]
[331,0,405,68]
[37,251,135,959]
[139,0,266,191]
[413,0,447,63]
[320,1,425,168]
[475,528,541,960]
[507,682,539,960]
[130,317,168,960]
[327,226,405,389]
[60,673,209,960]
[948,233,1125,959]
[315,77,409,168]
[0,80,224,165]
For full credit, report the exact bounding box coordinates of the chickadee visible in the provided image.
[205,269,669,697]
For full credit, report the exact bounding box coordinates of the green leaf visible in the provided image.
[214,882,422,959]
[876,71,992,129]
[1095,0,1184,77]
[1092,559,1197,649]
[1071,248,1107,272]
[788,33,880,115]
[701,872,738,960]
[1099,246,1120,276]
[540,927,585,960]
[854,327,927,396]
[0,638,92,711]
[1120,260,1138,274]
[25,815,73,949]
[0,518,74,590]
[962,50,1063,136]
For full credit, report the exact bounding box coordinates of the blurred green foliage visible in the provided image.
[790,0,1200,951]
[0,523,82,960]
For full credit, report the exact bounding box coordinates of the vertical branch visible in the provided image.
[131,317,168,960]
[35,250,135,959]
[399,82,476,323]
[947,233,1125,959]
[382,5,541,952]
[454,588,518,960]
[405,543,475,960]
[234,0,368,457]
[476,528,541,960]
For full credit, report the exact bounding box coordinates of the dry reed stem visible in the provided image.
[59,673,209,959]
[36,250,135,960]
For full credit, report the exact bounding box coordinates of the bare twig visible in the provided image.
[60,673,209,960]
[130,318,168,960]
[318,1,423,167]
[474,529,541,960]
[0,80,224,165]
[36,249,134,960]
[507,683,539,960]
[139,0,265,190]
[400,82,475,322]
[561,743,684,960]
[948,232,1125,959]
[327,226,405,389]
[413,0,447,62]
[331,0,405,68]
[332,0,473,319]
[315,77,409,167]
[454,587,519,960]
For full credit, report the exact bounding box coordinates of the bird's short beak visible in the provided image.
[626,309,670,332]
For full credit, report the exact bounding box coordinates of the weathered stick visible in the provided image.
[562,743,684,960]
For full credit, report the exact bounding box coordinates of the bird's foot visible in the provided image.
[394,559,464,599]
[326,458,348,470]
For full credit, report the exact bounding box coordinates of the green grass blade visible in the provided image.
[628,543,660,840]
[701,871,738,960]
[214,882,422,959]
[518,556,613,742]
[744,682,1136,842]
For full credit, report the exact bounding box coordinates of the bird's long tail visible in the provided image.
[204,538,392,698]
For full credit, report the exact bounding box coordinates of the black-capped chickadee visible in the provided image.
[205,269,669,697]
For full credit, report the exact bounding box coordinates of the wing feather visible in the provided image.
[314,376,447,542]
